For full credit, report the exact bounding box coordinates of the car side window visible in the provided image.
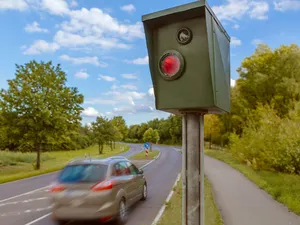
[126,162,139,175]
[112,162,130,176]
[112,163,123,176]
[120,161,131,175]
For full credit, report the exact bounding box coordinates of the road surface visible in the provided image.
[0,144,181,225]
[205,155,300,225]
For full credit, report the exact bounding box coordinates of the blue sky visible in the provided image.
[0,0,300,126]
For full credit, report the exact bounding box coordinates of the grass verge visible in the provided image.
[157,176,223,225]
[0,144,129,184]
[130,150,160,160]
[205,149,300,215]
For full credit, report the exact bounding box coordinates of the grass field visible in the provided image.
[205,149,300,215]
[0,144,129,184]
[130,150,160,160]
[157,176,223,225]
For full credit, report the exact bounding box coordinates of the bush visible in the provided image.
[124,138,140,143]
[230,104,300,174]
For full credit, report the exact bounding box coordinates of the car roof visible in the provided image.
[66,156,130,166]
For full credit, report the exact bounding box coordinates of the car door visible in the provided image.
[117,161,136,206]
[126,161,143,202]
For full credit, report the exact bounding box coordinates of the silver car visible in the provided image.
[48,156,147,225]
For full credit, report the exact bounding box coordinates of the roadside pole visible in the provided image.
[182,113,205,225]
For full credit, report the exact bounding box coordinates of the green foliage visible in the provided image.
[230,104,300,174]
[124,138,140,143]
[0,60,84,169]
[127,114,182,145]
[111,116,128,141]
[91,116,121,153]
[204,115,221,149]
[143,128,160,144]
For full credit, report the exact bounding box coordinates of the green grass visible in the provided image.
[205,149,300,215]
[129,150,160,160]
[157,176,223,225]
[0,144,129,184]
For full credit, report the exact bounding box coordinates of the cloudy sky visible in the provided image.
[0,0,299,125]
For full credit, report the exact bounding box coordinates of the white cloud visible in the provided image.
[111,84,118,90]
[74,69,89,79]
[24,21,48,33]
[231,78,236,87]
[98,75,116,82]
[53,30,132,50]
[121,4,136,13]
[70,0,78,8]
[104,91,145,99]
[120,84,138,90]
[148,87,154,97]
[23,4,144,55]
[274,0,300,11]
[23,40,60,55]
[40,0,70,15]
[121,74,138,79]
[82,107,101,117]
[251,39,263,45]
[60,54,108,67]
[125,56,149,65]
[212,0,250,21]
[0,0,28,11]
[55,7,144,47]
[85,99,117,105]
[232,24,240,29]
[212,0,269,21]
[231,37,242,47]
[249,1,269,20]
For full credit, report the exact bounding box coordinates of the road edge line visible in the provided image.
[0,185,50,203]
[139,150,162,170]
[24,212,52,225]
[172,147,182,153]
[151,173,181,225]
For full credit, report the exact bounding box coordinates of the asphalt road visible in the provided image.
[205,155,300,225]
[0,144,181,225]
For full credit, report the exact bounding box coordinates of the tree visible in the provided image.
[204,115,221,149]
[137,123,149,141]
[92,117,109,154]
[143,128,160,151]
[0,61,84,169]
[168,115,182,144]
[111,116,128,141]
[237,43,300,118]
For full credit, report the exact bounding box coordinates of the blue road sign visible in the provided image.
[144,142,150,149]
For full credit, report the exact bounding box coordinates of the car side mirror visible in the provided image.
[138,169,144,174]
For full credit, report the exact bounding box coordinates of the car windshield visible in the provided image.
[58,164,108,183]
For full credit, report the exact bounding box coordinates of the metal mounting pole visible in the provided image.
[182,113,205,225]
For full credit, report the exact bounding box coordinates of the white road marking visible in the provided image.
[139,150,162,170]
[0,197,49,207]
[151,173,181,225]
[23,213,52,225]
[0,206,53,217]
[0,186,50,203]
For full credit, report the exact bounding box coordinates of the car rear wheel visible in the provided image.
[115,199,127,224]
[141,183,147,201]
